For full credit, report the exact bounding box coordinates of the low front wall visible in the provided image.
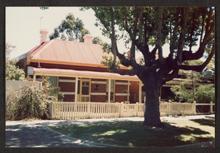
[49,102,196,120]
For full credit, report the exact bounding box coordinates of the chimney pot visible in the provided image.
[40,29,48,44]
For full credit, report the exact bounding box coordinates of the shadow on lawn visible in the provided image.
[49,120,214,147]
[190,118,215,127]
[6,124,83,147]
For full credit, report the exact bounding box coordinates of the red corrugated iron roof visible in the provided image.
[29,39,106,66]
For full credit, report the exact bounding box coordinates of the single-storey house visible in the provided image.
[17,30,143,103]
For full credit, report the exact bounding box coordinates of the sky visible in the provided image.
[6,7,108,58]
[6,7,176,59]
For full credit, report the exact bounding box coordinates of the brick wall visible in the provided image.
[129,81,139,103]
[57,77,139,103]
[91,79,107,102]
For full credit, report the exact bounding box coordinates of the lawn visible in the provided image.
[48,116,214,147]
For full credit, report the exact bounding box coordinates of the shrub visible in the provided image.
[6,92,19,120]
[6,61,25,80]
[171,83,214,103]
[6,76,62,120]
[171,83,194,102]
[7,86,50,120]
[195,84,215,103]
[41,76,65,101]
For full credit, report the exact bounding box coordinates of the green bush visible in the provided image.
[171,83,214,103]
[6,76,61,120]
[171,83,194,102]
[6,61,25,80]
[6,92,19,120]
[195,84,215,103]
[7,86,49,120]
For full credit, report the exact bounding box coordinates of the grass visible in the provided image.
[48,118,214,147]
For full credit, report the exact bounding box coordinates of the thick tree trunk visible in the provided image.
[142,73,163,127]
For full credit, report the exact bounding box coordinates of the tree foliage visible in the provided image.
[84,6,215,127]
[42,76,64,101]
[171,83,214,104]
[171,83,194,103]
[40,6,49,10]
[49,13,89,41]
[6,61,25,80]
[5,43,25,80]
[195,84,214,103]
[87,7,214,76]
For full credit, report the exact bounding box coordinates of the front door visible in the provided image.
[80,79,90,102]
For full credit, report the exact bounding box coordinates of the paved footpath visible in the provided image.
[6,120,109,148]
[6,123,82,147]
[6,115,214,148]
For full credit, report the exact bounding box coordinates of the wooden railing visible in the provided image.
[49,102,197,120]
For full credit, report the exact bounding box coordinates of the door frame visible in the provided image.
[79,78,91,102]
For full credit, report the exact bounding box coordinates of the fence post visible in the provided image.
[210,101,213,114]
[136,102,138,117]
[49,101,53,119]
[119,102,123,117]
[168,101,171,116]
[193,101,197,114]
[88,102,90,118]
[74,102,77,120]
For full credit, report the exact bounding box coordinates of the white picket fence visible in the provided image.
[49,102,196,120]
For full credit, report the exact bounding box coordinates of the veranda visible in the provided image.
[32,68,214,120]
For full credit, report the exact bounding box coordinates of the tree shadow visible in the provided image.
[6,124,85,148]
[49,120,214,147]
[190,118,215,127]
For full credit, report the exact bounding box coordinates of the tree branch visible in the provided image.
[177,8,188,63]
[189,10,196,52]
[182,8,214,61]
[124,7,151,66]
[199,9,206,46]
[169,8,180,55]
[162,68,179,82]
[110,7,138,68]
[155,7,164,61]
[179,45,214,72]
[134,40,150,64]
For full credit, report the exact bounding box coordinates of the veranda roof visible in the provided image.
[33,68,140,81]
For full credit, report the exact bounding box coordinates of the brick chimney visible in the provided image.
[40,29,48,44]
[83,34,93,44]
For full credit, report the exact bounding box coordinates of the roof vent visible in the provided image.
[83,34,93,44]
[40,29,48,44]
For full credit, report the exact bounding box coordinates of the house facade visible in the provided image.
[17,30,143,104]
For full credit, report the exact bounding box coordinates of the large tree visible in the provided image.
[49,13,89,41]
[86,7,215,127]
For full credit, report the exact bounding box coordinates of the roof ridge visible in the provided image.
[53,39,101,46]
[30,40,55,58]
